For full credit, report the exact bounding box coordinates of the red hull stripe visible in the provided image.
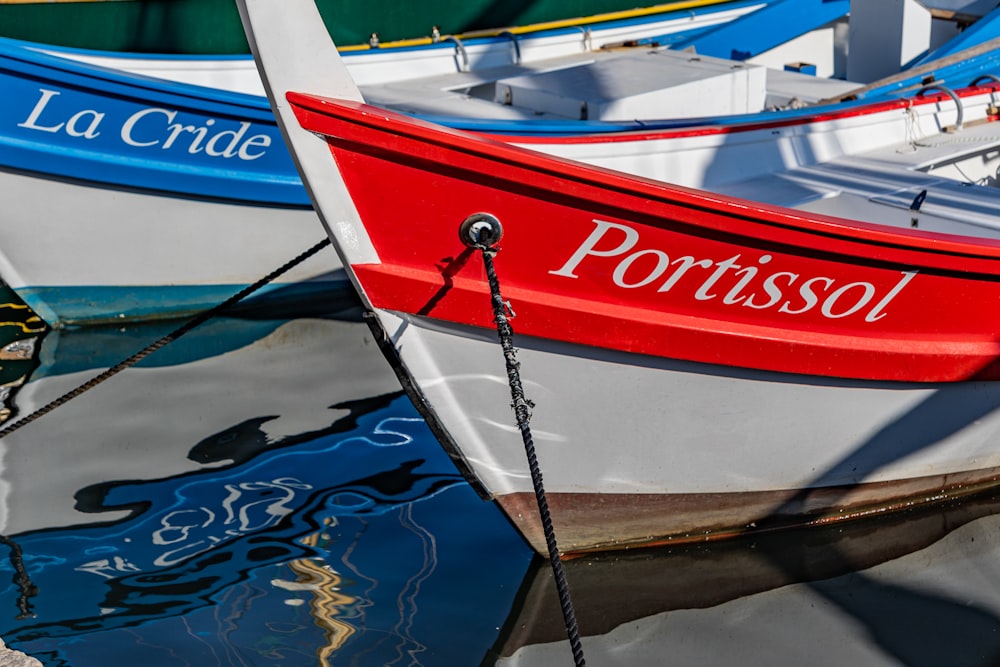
[288,92,1000,383]
[488,85,1000,145]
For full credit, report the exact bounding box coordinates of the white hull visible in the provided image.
[386,311,1000,495]
[522,87,981,191]
[46,3,764,94]
[380,310,1000,551]
[0,167,342,327]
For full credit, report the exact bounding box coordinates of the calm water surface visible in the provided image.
[0,297,999,666]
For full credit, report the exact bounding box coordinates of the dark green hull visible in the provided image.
[0,0,667,53]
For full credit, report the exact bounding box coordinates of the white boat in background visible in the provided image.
[240,0,1000,557]
[38,0,1000,125]
[38,0,770,95]
[1,0,766,56]
[356,0,1000,127]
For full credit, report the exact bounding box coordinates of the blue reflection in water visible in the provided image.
[0,393,533,665]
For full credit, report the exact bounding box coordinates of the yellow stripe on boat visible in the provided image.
[338,0,740,52]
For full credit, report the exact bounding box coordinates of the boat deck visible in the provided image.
[362,45,860,121]
[716,118,1000,239]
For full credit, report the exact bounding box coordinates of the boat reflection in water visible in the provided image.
[5,299,1000,664]
[494,488,1000,666]
[0,304,532,665]
[0,290,47,427]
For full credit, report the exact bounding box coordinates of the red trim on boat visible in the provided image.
[288,92,1000,383]
[487,84,1000,145]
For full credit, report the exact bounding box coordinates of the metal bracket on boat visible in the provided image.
[442,35,469,72]
[917,84,964,132]
[970,75,1000,117]
[498,30,522,65]
[909,189,927,228]
[459,212,503,249]
[970,74,1000,86]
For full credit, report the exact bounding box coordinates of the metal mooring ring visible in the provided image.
[459,213,503,249]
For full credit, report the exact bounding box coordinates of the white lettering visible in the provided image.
[724,255,772,305]
[17,89,65,133]
[163,122,199,149]
[551,221,916,323]
[821,282,876,318]
[121,107,175,147]
[205,121,251,157]
[658,256,713,292]
[65,109,103,139]
[550,220,638,278]
[865,271,917,322]
[744,271,798,309]
[236,133,271,160]
[186,118,214,154]
[613,249,671,288]
[694,255,743,301]
[20,91,270,161]
[780,276,834,315]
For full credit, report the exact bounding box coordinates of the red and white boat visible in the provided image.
[240,0,1000,556]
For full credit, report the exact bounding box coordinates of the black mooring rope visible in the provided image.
[0,535,35,619]
[0,237,331,440]
[475,244,586,667]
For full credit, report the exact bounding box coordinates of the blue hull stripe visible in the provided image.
[14,279,354,328]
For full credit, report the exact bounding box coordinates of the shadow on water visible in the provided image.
[747,380,1000,666]
[476,331,1000,661]
[491,486,1000,665]
[0,306,533,665]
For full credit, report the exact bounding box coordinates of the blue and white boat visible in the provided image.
[0,37,333,328]
[5,0,1000,327]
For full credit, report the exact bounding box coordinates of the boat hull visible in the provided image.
[496,472,1000,555]
[377,311,1000,554]
[0,167,341,327]
[42,1,765,92]
[237,0,1000,557]
[0,33,341,325]
[289,91,1000,553]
